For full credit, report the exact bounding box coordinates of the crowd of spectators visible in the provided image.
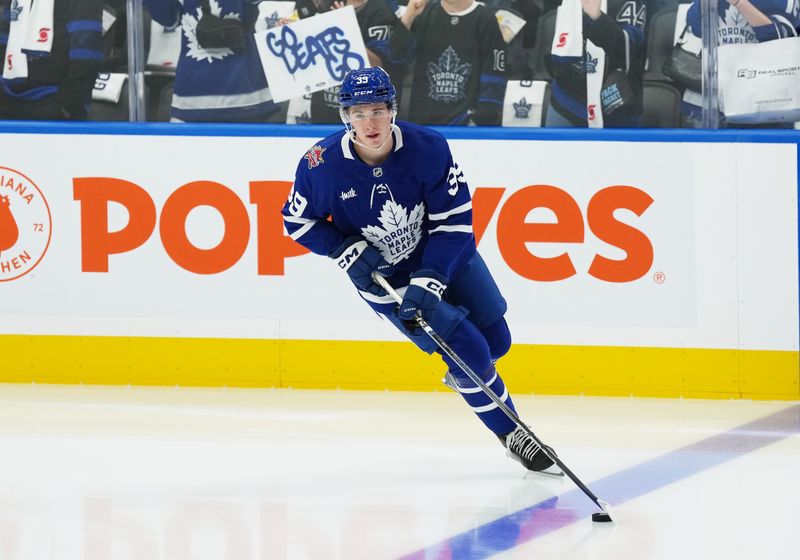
[1,0,798,127]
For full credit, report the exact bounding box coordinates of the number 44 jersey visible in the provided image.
[282,121,477,293]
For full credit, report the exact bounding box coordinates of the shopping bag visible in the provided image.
[718,38,800,124]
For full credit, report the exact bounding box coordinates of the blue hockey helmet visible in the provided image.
[339,67,397,109]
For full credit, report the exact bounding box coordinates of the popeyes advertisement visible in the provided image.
[0,132,796,352]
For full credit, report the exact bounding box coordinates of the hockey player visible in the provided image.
[281,66,560,475]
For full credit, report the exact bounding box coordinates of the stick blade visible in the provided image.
[592,500,614,523]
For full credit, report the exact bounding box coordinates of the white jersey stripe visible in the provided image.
[284,215,315,224]
[469,387,509,413]
[428,225,472,234]
[289,220,317,240]
[428,201,472,221]
[452,370,499,394]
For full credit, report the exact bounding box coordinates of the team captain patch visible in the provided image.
[304,145,327,169]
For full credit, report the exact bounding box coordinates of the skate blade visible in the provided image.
[530,466,565,478]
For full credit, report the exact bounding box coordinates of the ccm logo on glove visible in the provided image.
[416,277,445,298]
[336,240,368,271]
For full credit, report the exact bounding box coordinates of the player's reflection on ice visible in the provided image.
[77,493,562,559]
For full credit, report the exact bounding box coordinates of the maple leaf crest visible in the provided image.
[361,200,425,264]
[513,97,532,118]
[183,1,240,63]
[427,46,471,102]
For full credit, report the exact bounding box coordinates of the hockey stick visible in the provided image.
[373,273,613,519]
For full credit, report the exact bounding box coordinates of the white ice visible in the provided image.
[0,384,797,560]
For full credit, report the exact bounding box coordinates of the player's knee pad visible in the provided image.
[481,317,512,361]
[439,319,493,383]
[446,252,508,329]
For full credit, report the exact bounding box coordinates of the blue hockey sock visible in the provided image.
[437,318,517,436]
[449,367,518,436]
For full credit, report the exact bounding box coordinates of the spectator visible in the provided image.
[544,0,647,127]
[0,0,104,120]
[400,0,508,125]
[307,0,415,123]
[143,0,280,122]
[482,0,541,80]
[680,0,800,127]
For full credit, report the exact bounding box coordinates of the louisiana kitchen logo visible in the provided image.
[0,167,52,282]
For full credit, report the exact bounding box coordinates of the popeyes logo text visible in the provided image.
[73,179,653,283]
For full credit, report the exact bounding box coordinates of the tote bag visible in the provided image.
[718,37,800,124]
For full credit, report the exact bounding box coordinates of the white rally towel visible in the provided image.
[22,0,54,56]
[550,0,583,60]
[585,9,607,129]
[551,0,608,127]
[502,80,548,127]
[92,72,127,103]
[3,0,54,81]
[146,19,181,68]
[256,1,296,32]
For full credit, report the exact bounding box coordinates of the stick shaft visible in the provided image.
[374,273,607,512]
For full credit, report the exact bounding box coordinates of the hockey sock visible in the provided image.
[439,319,517,436]
[448,367,518,436]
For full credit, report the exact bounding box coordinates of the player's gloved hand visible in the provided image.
[329,236,394,296]
[398,270,448,323]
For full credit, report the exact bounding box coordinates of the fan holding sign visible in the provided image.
[255,6,371,102]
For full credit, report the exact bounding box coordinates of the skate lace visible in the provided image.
[506,427,542,462]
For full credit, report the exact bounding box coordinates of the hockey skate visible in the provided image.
[501,425,564,477]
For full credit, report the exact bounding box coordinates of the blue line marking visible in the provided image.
[398,404,800,560]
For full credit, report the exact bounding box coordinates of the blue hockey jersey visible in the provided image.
[143,0,278,122]
[687,0,800,44]
[282,121,477,297]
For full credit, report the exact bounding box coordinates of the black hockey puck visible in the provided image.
[592,512,613,523]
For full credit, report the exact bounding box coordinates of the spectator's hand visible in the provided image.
[331,1,346,9]
[401,0,428,29]
[581,0,602,19]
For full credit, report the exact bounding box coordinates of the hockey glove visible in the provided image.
[329,236,394,296]
[398,270,448,324]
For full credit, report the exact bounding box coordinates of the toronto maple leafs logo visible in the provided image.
[266,10,281,29]
[304,145,326,169]
[361,200,425,264]
[583,51,598,74]
[427,47,471,103]
[513,97,532,119]
[719,6,755,44]
[323,85,341,109]
[182,1,240,62]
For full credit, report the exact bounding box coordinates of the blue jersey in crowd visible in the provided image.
[282,120,477,299]
[144,0,278,122]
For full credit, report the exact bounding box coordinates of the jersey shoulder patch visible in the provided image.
[304,145,327,169]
